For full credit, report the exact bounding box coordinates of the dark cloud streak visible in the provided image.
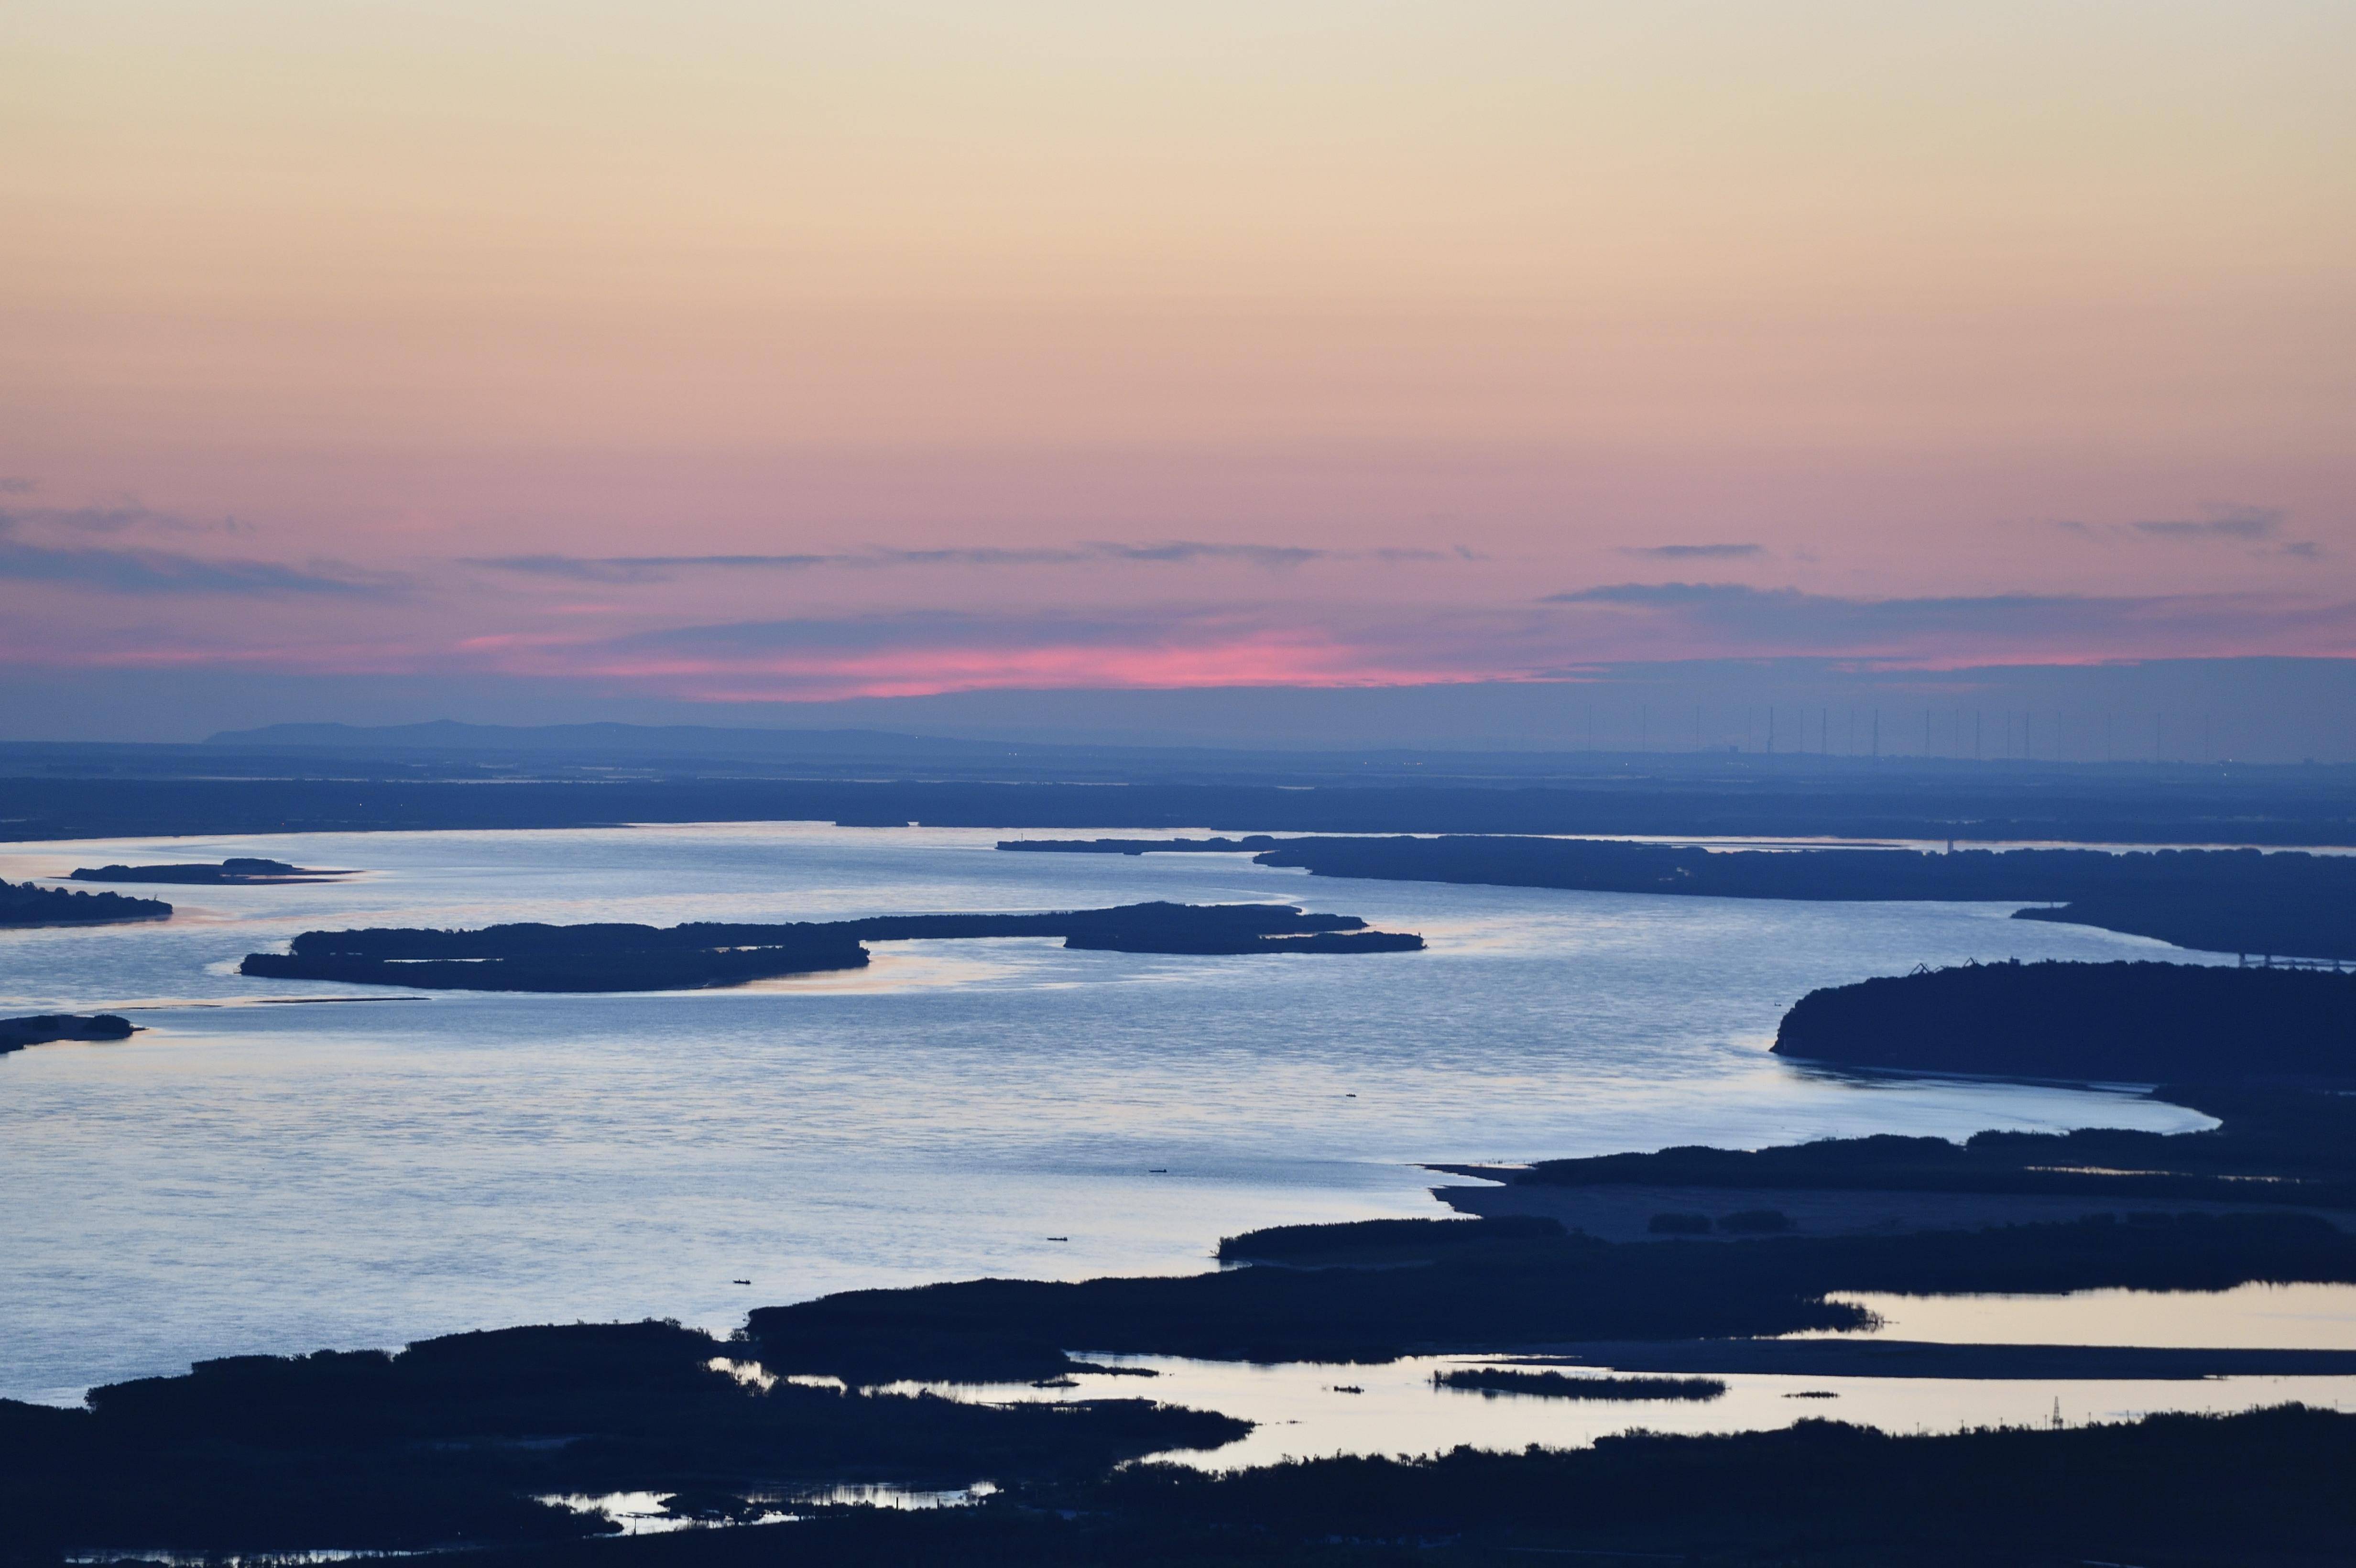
[1617,543,1764,559]
[1540,580,2356,654]
[0,515,398,597]
[467,540,1467,583]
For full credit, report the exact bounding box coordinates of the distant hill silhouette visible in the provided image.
[204,719,1019,762]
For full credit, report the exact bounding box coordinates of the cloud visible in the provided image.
[2057,504,2316,555]
[466,540,1462,584]
[0,478,34,496]
[3,501,249,536]
[1616,543,1764,559]
[605,610,1145,655]
[467,552,833,584]
[1538,581,2356,664]
[0,516,399,597]
[2131,504,2284,541]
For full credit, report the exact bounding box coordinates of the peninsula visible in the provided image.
[1003,835,2356,961]
[1771,959,2356,1084]
[239,901,1424,992]
[0,877,170,927]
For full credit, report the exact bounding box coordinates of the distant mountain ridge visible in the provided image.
[204,720,1014,760]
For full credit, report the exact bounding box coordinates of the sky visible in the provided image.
[4,2,2353,746]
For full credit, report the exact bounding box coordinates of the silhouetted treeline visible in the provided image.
[240,904,1420,991]
[0,877,169,926]
[1431,1367,1725,1401]
[0,1014,135,1053]
[0,1319,1242,1560]
[243,929,873,991]
[6,773,2356,848]
[1774,960,2356,1083]
[1515,1083,2356,1206]
[1217,1215,1567,1263]
[747,1211,2356,1385]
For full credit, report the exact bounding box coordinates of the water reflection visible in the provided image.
[536,1480,997,1535]
[863,1351,2356,1470]
[1811,1282,2356,1350]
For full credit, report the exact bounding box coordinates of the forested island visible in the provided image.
[240,902,1423,991]
[67,857,354,885]
[1771,959,2356,1084]
[0,877,170,927]
[0,1014,136,1053]
[1004,835,2356,960]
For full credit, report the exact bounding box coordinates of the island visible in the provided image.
[0,876,170,926]
[67,857,357,885]
[239,901,1425,991]
[1432,1367,1727,1401]
[1001,836,1285,855]
[1001,835,2356,961]
[0,1013,137,1053]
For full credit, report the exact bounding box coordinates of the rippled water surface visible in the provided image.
[0,823,2219,1403]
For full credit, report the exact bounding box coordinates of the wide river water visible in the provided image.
[0,822,2257,1414]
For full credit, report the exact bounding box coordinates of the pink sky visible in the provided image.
[4,2,2352,719]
